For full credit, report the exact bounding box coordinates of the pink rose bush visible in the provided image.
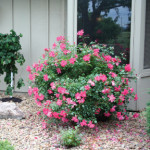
[27,30,138,129]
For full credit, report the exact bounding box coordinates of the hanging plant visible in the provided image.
[0,30,25,96]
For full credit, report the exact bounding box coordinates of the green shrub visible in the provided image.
[0,30,25,95]
[0,140,15,150]
[146,102,150,136]
[60,127,82,148]
[27,30,138,129]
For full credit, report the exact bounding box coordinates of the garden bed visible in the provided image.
[0,93,149,150]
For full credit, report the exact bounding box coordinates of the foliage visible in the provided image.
[94,17,121,43]
[146,102,150,136]
[0,140,15,150]
[0,30,25,95]
[27,31,138,129]
[60,127,82,147]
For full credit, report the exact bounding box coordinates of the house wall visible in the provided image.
[0,0,68,92]
[129,0,150,110]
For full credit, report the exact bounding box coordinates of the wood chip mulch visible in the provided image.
[0,93,150,150]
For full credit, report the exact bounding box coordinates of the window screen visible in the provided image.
[144,0,150,69]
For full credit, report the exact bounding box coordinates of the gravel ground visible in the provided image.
[0,93,150,150]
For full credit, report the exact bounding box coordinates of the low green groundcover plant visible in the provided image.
[0,140,15,150]
[146,102,150,136]
[27,30,138,129]
[60,127,81,147]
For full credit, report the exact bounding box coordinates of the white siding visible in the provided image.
[0,0,66,92]
[0,0,13,91]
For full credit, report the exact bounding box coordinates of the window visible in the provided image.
[78,0,132,64]
[144,0,150,69]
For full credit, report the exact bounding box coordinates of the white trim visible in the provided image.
[130,0,147,76]
[66,0,77,44]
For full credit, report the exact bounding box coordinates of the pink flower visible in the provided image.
[47,89,53,94]
[104,112,111,117]
[56,99,62,106]
[60,60,67,67]
[96,29,102,34]
[44,48,49,51]
[62,117,69,123]
[37,111,41,115]
[47,110,53,117]
[60,110,67,117]
[84,85,91,90]
[119,95,125,101]
[102,88,110,94]
[112,80,115,86]
[118,115,124,121]
[43,108,48,115]
[69,58,76,64]
[72,116,79,122]
[93,49,99,53]
[56,36,65,42]
[134,94,138,101]
[56,93,60,98]
[52,43,57,49]
[53,112,60,119]
[44,100,51,106]
[94,76,101,81]
[56,68,61,74]
[83,54,91,62]
[111,72,117,78]
[80,91,86,98]
[75,54,78,58]
[114,86,121,92]
[26,66,31,72]
[78,98,85,104]
[95,108,101,114]
[50,82,56,89]
[29,74,35,81]
[28,87,32,96]
[60,43,66,50]
[104,55,112,62]
[63,50,71,55]
[121,89,129,96]
[133,113,139,118]
[88,79,95,86]
[117,112,122,117]
[57,87,66,94]
[77,29,84,36]
[130,88,134,93]
[38,94,44,101]
[110,106,116,112]
[99,74,107,82]
[43,54,45,59]
[88,121,95,128]
[125,64,131,72]
[108,94,115,102]
[80,119,87,126]
[42,121,47,129]
[75,93,81,99]
[43,74,48,81]
[107,63,113,70]
[33,87,39,94]
[49,51,55,57]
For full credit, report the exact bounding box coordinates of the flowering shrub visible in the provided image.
[27,30,138,129]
